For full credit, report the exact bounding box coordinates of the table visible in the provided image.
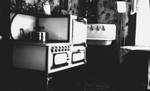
[121,46,150,90]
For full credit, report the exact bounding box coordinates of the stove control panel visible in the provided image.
[50,45,71,53]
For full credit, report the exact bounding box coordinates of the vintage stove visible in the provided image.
[11,13,87,74]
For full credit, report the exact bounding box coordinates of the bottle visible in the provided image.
[43,1,51,15]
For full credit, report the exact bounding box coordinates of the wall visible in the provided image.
[135,0,150,46]
[0,0,10,39]
[87,0,117,24]
[0,1,11,91]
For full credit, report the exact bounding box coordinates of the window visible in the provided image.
[135,0,150,46]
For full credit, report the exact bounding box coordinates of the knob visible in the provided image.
[96,25,99,31]
[55,46,57,49]
[62,46,64,51]
[51,49,54,52]
[58,49,61,52]
[51,46,54,52]
[65,48,67,51]
[102,25,105,31]
[55,49,57,52]
[90,25,94,31]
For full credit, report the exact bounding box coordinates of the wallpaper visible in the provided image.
[10,0,86,17]
[87,0,118,24]
[97,0,117,24]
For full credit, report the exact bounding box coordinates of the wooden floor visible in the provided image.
[82,81,147,91]
[1,67,148,91]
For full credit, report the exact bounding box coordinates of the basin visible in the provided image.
[87,24,116,45]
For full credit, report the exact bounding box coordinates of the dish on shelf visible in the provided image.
[10,13,36,40]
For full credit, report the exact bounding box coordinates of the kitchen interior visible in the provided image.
[0,0,150,91]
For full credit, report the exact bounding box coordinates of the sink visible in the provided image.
[87,24,116,45]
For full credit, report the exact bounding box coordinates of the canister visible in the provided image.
[32,31,47,42]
